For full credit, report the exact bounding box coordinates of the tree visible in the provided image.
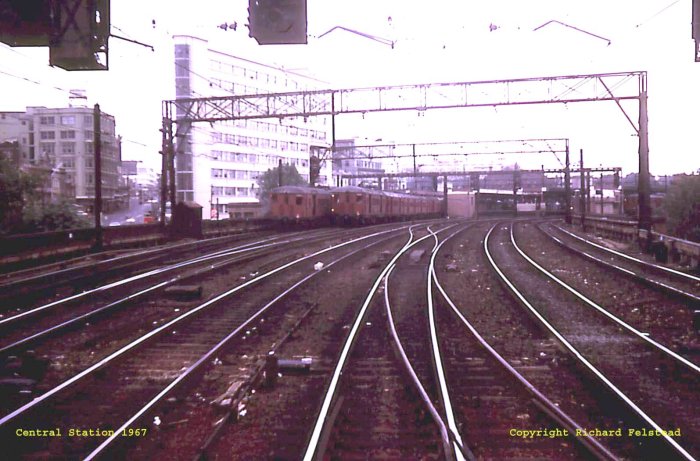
[1,156,88,234]
[664,175,700,242]
[21,200,91,233]
[0,155,41,234]
[255,164,306,208]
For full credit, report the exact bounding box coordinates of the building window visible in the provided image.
[61,116,75,125]
[61,142,75,154]
[40,131,55,140]
[60,130,76,139]
[40,143,55,155]
[85,142,94,154]
[40,116,55,125]
[83,115,93,125]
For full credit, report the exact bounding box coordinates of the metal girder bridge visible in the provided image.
[161,70,651,231]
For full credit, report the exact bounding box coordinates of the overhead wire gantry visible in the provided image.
[162,70,651,230]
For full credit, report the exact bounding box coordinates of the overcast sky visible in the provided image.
[1,0,698,175]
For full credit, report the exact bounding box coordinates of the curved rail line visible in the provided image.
[384,225,474,461]
[542,223,700,305]
[430,226,618,461]
[512,224,700,374]
[0,225,411,431]
[485,223,695,461]
[301,223,462,460]
[81,223,424,460]
[553,224,700,284]
[0,233,300,327]
[424,226,469,461]
[0,231,353,357]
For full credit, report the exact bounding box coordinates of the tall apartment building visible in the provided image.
[173,35,333,219]
[0,106,121,211]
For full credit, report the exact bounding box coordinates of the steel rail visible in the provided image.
[0,244,284,355]
[540,223,700,305]
[83,224,418,460]
[301,223,460,460]
[485,223,695,461]
[554,224,700,284]
[511,224,700,374]
[424,226,469,461]
[0,225,411,429]
[0,230,275,290]
[383,224,476,461]
[430,226,618,461]
[0,231,332,327]
[384,264,462,461]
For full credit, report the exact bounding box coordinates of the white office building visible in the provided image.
[173,35,333,219]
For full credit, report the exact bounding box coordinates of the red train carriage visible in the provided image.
[331,186,376,224]
[330,186,443,224]
[269,186,332,225]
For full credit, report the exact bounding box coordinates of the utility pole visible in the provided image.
[443,174,448,217]
[586,171,591,215]
[412,144,417,191]
[638,76,652,234]
[278,159,283,187]
[167,121,176,216]
[600,172,604,214]
[579,149,585,228]
[540,164,545,215]
[159,118,168,227]
[330,92,337,187]
[564,142,571,224]
[93,104,103,251]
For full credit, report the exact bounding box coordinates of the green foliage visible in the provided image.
[664,175,700,242]
[255,164,307,205]
[0,156,41,234]
[21,201,91,233]
[0,157,88,234]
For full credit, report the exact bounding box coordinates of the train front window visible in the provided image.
[296,196,303,205]
[356,194,362,203]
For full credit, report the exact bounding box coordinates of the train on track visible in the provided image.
[268,185,444,225]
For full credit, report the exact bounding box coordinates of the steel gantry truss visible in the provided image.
[162,70,651,230]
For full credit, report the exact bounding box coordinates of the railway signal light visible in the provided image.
[0,0,54,46]
[248,0,307,45]
[0,0,110,70]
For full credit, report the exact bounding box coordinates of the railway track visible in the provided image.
[0,222,431,459]
[2,218,696,459]
[487,221,699,460]
[0,232,271,305]
[0,228,345,358]
[543,222,700,307]
[303,224,461,460]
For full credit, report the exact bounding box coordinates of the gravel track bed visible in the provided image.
[522,222,699,362]
[109,230,413,460]
[490,223,700,459]
[437,222,668,460]
[0,228,401,458]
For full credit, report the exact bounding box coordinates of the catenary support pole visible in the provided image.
[93,104,103,251]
